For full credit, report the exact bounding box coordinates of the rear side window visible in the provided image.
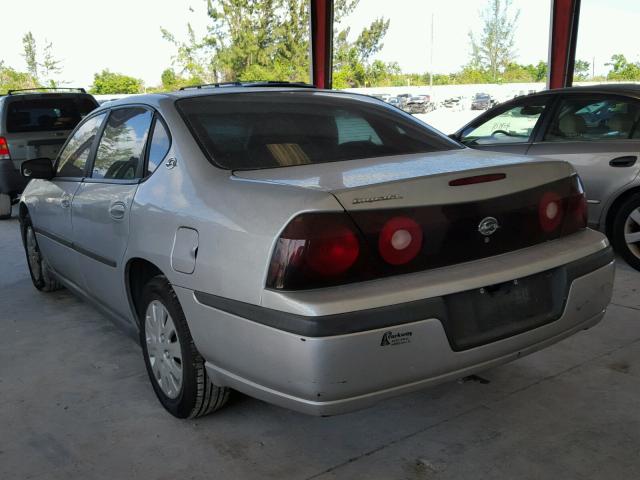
[544,96,640,141]
[6,96,97,133]
[93,108,153,180]
[146,119,170,174]
[176,92,459,170]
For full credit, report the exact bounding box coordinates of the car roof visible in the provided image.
[523,83,640,99]
[89,86,374,112]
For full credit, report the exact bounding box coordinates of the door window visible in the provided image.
[93,107,153,180]
[56,113,106,178]
[460,102,547,146]
[544,97,640,142]
[146,118,171,175]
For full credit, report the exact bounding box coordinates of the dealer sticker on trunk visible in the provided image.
[380,330,413,346]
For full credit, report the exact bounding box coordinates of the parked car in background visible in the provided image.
[442,96,464,111]
[453,84,640,270]
[386,96,401,107]
[471,93,496,110]
[403,95,434,114]
[19,83,613,418]
[0,88,98,219]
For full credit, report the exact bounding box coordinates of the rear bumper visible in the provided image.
[175,234,614,416]
[0,160,28,196]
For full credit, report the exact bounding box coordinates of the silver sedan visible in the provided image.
[454,84,640,271]
[19,85,614,417]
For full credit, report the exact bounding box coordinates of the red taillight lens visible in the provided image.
[378,216,423,265]
[306,226,360,276]
[539,191,564,232]
[0,137,10,160]
[267,213,361,290]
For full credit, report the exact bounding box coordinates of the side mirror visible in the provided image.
[21,158,54,180]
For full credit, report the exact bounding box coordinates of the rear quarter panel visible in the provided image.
[125,103,341,306]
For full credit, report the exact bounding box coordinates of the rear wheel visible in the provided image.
[139,276,230,418]
[21,215,62,292]
[0,193,11,219]
[611,193,640,271]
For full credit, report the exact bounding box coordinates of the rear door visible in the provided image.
[456,96,552,155]
[71,106,153,317]
[527,94,640,226]
[29,112,106,283]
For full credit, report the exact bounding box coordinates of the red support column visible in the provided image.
[548,0,581,89]
[310,0,333,89]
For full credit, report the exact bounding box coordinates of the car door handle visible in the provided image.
[109,201,127,220]
[60,194,71,208]
[610,156,637,167]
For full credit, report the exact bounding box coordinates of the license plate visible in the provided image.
[443,269,564,350]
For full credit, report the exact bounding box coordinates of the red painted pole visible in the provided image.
[548,0,581,89]
[310,0,333,89]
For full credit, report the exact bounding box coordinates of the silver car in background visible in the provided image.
[19,84,614,418]
[454,84,640,271]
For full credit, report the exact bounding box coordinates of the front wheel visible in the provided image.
[139,276,230,418]
[21,215,62,292]
[611,193,640,271]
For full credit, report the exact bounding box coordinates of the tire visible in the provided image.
[139,275,230,418]
[611,193,640,271]
[0,193,11,220]
[21,215,63,292]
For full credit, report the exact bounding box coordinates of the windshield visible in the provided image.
[176,91,459,170]
[6,96,97,133]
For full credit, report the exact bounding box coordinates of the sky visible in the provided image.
[1,0,640,89]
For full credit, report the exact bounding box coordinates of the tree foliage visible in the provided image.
[161,0,393,88]
[90,70,144,94]
[20,31,63,88]
[469,0,520,82]
[606,54,640,81]
[0,61,39,94]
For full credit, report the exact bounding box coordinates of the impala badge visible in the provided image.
[478,216,500,236]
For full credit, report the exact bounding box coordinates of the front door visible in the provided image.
[457,96,551,155]
[71,107,153,318]
[28,113,106,283]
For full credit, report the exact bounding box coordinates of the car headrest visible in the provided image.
[558,114,587,137]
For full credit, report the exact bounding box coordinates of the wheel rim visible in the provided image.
[26,226,42,283]
[145,300,183,399]
[624,207,640,260]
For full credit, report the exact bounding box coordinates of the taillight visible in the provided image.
[563,177,588,232]
[539,191,564,232]
[0,137,10,160]
[378,216,423,265]
[267,212,361,290]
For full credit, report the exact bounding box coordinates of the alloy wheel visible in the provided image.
[624,207,640,260]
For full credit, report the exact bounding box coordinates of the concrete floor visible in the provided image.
[1,213,639,480]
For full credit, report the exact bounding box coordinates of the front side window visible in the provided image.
[93,108,153,180]
[460,102,547,146]
[177,92,460,170]
[544,96,640,142]
[56,113,106,178]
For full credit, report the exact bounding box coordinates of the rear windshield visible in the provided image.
[176,91,459,170]
[6,96,97,133]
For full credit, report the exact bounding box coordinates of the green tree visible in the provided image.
[162,0,390,87]
[606,54,640,81]
[22,32,38,79]
[469,0,520,82]
[0,61,38,94]
[20,31,64,87]
[90,70,144,94]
